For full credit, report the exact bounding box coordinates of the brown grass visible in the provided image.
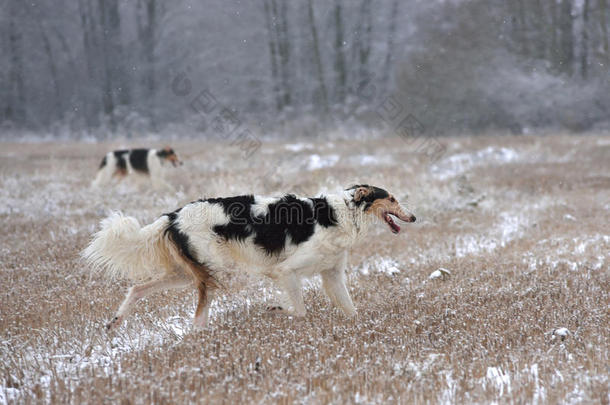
[0,134,609,404]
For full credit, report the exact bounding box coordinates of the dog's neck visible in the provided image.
[325,191,375,244]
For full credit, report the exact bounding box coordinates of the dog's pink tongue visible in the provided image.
[388,216,401,233]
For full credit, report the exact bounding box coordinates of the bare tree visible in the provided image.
[599,0,609,66]
[7,0,26,124]
[307,0,328,112]
[559,0,574,75]
[381,0,399,93]
[333,0,346,104]
[277,1,292,108]
[356,0,372,88]
[582,0,589,78]
[137,0,158,127]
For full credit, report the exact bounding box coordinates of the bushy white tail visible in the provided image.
[82,212,172,281]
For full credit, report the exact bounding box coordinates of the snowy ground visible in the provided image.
[0,133,609,403]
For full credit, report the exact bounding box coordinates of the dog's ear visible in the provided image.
[353,186,371,202]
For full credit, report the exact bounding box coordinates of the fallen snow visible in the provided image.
[356,255,402,276]
[431,147,520,180]
[486,366,511,396]
[305,154,340,170]
[284,143,313,152]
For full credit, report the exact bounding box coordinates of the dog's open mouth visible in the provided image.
[384,213,401,234]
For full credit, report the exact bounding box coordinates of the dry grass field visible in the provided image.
[0,133,609,404]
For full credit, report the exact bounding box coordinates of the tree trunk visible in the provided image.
[549,0,559,69]
[381,0,399,94]
[79,0,100,126]
[263,0,282,112]
[599,0,609,66]
[581,0,589,78]
[98,0,115,126]
[107,0,130,106]
[358,0,372,87]
[29,7,62,120]
[137,0,157,128]
[516,0,529,57]
[307,0,328,112]
[559,0,574,75]
[533,0,546,59]
[7,0,27,124]
[333,0,346,104]
[275,0,291,108]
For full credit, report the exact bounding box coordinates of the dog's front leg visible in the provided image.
[268,273,306,317]
[321,253,357,317]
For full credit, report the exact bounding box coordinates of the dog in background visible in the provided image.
[82,184,416,329]
[91,146,182,191]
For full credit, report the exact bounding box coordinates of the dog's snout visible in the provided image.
[409,215,416,222]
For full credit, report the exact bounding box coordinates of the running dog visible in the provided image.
[91,147,182,191]
[82,185,416,329]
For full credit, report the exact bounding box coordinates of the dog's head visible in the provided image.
[157,146,183,167]
[347,185,416,234]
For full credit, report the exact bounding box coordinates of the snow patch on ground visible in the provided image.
[356,255,402,276]
[284,143,313,152]
[431,147,520,180]
[455,210,528,257]
[305,154,340,170]
[346,154,393,166]
[486,366,511,396]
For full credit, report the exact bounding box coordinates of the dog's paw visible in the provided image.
[106,316,122,331]
[265,305,284,313]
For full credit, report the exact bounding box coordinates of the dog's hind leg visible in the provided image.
[107,272,192,330]
[321,253,357,317]
[193,282,214,328]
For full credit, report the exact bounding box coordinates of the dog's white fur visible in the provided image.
[83,186,415,329]
[91,149,176,191]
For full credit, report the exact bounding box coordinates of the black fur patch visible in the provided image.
[164,210,199,264]
[113,150,128,172]
[129,149,150,173]
[252,195,315,254]
[207,194,337,255]
[99,155,107,169]
[347,184,390,210]
[309,198,338,227]
[209,195,256,242]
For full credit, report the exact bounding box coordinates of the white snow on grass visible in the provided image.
[431,147,520,180]
[524,234,609,271]
[454,210,528,257]
[356,255,402,276]
[305,154,340,171]
[284,143,313,152]
[485,366,511,396]
[346,154,394,166]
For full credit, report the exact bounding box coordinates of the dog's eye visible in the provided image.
[389,197,396,203]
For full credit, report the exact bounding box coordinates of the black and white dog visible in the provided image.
[83,185,416,329]
[91,147,182,191]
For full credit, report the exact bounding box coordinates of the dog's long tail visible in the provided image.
[82,212,172,281]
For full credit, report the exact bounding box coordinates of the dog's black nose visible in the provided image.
[410,215,416,222]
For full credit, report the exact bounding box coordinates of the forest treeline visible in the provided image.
[1,0,608,135]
